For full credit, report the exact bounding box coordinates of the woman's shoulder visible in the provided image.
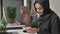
[50,11,59,19]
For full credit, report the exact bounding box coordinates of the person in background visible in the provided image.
[11,6,31,26]
[20,6,31,26]
[25,0,60,34]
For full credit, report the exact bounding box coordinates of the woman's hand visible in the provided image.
[25,27,32,33]
[31,28,39,33]
[25,27,39,33]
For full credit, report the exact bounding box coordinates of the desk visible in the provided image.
[6,24,37,34]
[6,29,37,34]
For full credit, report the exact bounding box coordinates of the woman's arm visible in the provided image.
[38,15,59,34]
[25,14,39,33]
[28,15,59,34]
[30,14,39,28]
[50,15,59,34]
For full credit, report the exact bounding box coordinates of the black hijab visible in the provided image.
[34,0,53,14]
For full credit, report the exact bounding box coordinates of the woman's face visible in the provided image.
[35,3,44,15]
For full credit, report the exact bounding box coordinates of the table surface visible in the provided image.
[6,23,37,34]
[6,29,37,34]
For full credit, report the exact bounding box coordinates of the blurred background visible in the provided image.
[0,0,60,23]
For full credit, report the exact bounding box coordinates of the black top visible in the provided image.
[30,11,60,34]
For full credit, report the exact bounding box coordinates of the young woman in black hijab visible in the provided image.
[25,0,60,34]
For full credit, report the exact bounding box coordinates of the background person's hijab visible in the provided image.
[20,6,31,26]
[34,0,52,14]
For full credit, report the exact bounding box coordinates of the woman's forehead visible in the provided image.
[35,3,42,8]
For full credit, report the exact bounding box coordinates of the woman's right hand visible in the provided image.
[25,27,39,33]
[25,27,32,33]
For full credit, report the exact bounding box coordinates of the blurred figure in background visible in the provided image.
[20,6,31,26]
[12,6,31,26]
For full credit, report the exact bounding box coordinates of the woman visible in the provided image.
[25,0,60,34]
[20,6,31,26]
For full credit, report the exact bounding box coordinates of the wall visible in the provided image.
[50,0,60,17]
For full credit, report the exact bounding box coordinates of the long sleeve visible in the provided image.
[30,14,39,28]
[38,14,59,34]
[50,15,59,34]
[30,13,59,34]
